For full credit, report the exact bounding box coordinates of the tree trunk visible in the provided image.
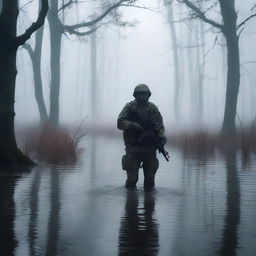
[195,20,205,123]
[0,45,18,152]
[220,0,240,134]
[187,22,196,120]
[221,33,240,133]
[33,27,48,123]
[25,26,48,124]
[0,0,34,166]
[167,1,181,120]
[24,0,48,124]
[90,29,98,122]
[48,0,62,127]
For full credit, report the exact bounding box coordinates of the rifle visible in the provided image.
[137,130,170,162]
[131,110,170,161]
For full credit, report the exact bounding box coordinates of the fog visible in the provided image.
[2,2,256,255]
[13,0,256,132]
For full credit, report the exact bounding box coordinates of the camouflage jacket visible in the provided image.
[117,100,166,153]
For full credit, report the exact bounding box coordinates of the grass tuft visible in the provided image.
[168,128,256,164]
[23,125,85,165]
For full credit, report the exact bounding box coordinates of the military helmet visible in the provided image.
[133,84,151,97]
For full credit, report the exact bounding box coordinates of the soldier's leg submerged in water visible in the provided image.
[142,152,159,188]
[123,152,142,188]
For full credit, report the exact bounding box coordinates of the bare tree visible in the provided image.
[164,0,181,120]
[178,0,256,133]
[186,21,196,120]
[47,0,135,127]
[22,0,134,127]
[90,24,98,122]
[24,1,48,124]
[0,0,48,166]
[195,20,205,122]
[89,0,136,122]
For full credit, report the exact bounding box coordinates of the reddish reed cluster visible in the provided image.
[168,128,256,163]
[169,131,215,155]
[168,131,217,161]
[23,125,85,164]
[238,127,256,164]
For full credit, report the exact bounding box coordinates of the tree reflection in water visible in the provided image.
[118,189,159,256]
[45,169,61,256]
[219,150,241,256]
[0,172,20,256]
[28,170,41,256]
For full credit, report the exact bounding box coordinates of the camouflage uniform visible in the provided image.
[117,84,166,188]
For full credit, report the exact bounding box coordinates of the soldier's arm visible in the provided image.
[117,103,143,131]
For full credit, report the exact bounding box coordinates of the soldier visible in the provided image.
[117,84,167,188]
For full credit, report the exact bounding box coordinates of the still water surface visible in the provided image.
[0,135,256,256]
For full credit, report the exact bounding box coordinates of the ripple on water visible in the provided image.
[1,137,256,256]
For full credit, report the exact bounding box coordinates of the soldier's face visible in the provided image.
[135,92,150,104]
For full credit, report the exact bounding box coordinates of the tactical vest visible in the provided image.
[123,101,158,152]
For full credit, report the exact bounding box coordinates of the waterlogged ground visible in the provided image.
[1,135,256,256]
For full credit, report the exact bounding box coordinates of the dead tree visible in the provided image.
[165,0,181,120]
[0,0,48,166]
[195,19,205,122]
[24,1,48,124]
[90,24,98,122]
[178,0,256,134]
[47,0,134,127]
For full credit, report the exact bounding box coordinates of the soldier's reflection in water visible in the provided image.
[118,189,159,256]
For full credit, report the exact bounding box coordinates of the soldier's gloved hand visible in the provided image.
[132,122,144,131]
[159,136,167,146]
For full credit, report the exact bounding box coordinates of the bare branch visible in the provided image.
[20,0,35,10]
[16,0,49,46]
[240,61,256,66]
[178,0,223,30]
[119,4,159,13]
[58,0,75,13]
[23,43,34,57]
[238,27,244,38]
[64,0,134,30]
[178,44,205,49]
[63,26,99,36]
[236,13,256,30]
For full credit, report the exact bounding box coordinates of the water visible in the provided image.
[0,135,256,256]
